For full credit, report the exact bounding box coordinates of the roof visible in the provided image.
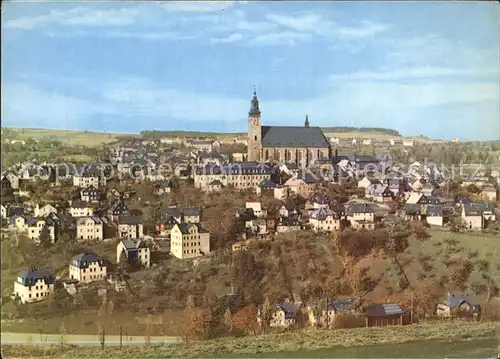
[463,203,495,216]
[177,222,206,234]
[296,170,319,184]
[426,205,443,216]
[310,207,335,220]
[17,267,55,286]
[275,302,300,318]
[261,126,330,148]
[312,194,329,205]
[118,215,143,225]
[71,200,92,209]
[183,207,200,217]
[71,252,104,269]
[325,298,356,312]
[121,239,147,251]
[444,293,480,309]
[366,303,406,317]
[81,185,100,194]
[76,216,103,225]
[346,203,374,215]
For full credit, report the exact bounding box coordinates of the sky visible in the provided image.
[2,1,500,140]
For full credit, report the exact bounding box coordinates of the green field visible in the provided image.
[2,127,127,147]
[2,321,498,358]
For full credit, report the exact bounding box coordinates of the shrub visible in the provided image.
[331,313,364,329]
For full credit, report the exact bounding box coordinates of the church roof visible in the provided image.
[261,126,330,148]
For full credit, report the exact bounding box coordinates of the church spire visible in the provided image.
[305,114,310,128]
[249,86,261,116]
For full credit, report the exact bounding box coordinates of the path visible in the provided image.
[1,332,180,346]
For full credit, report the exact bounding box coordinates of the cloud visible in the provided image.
[161,1,235,13]
[337,20,391,37]
[4,6,141,29]
[265,13,390,38]
[210,33,243,44]
[330,66,499,81]
[248,31,311,46]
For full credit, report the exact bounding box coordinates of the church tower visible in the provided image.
[247,86,262,162]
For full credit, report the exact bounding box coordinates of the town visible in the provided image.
[1,90,499,346]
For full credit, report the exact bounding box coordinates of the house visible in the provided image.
[255,179,282,197]
[283,171,317,198]
[461,203,496,230]
[108,199,129,219]
[307,298,357,328]
[117,216,144,239]
[156,216,180,237]
[69,252,107,284]
[1,171,20,189]
[161,206,201,223]
[278,203,300,218]
[357,176,382,189]
[245,202,267,218]
[207,179,224,193]
[194,162,271,191]
[183,207,201,223]
[76,216,104,241]
[68,201,94,217]
[346,203,375,230]
[26,217,58,243]
[12,267,55,304]
[424,205,444,226]
[365,303,410,327]
[80,186,101,203]
[436,292,481,318]
[73,174,102,188]
[260,302,303,328]
[116,239,150,268]
[276,217,302,233]
[366,185,394,203]
[34,203,57,218]
[311,195,330,209]
[1,204,24,220]
[309,208,339,232]
[153,180,172,195]
[170,222,210,259]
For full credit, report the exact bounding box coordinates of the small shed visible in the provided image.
[365,303,410,327]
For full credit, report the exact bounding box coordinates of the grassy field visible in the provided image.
[410,228,500,282]
[2,127,126,147]
[2,321,499,358]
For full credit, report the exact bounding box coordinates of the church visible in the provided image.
[247,88,332,166]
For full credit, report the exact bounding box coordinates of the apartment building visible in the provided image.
[76,216,104,240]
[68,201,94,217]
[13,267,55,304]
[116,239,150,268]
[194,162,271,191]
[170,222,210,259]
[69,252,107,284]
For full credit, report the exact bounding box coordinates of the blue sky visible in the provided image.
[2,1,499,140]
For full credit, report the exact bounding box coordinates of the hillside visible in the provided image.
[3,126,440,146]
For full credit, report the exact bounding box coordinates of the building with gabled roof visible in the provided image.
[170,222,210,259]
[13,267,55,304]
[247,88,331,165]
[116,238,150,268]
[69,252,107,284]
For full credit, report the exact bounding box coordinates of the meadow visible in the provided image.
[2,321,498,358]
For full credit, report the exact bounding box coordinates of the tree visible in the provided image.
[39,225,52,248]
[223,307,233,332]
[260,297,272,332]
[232,304,258,335]
[182,295,213,341]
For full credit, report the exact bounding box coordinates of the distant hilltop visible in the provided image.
[140,127,401,138]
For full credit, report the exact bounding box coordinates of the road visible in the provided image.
[1,332,180,346]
